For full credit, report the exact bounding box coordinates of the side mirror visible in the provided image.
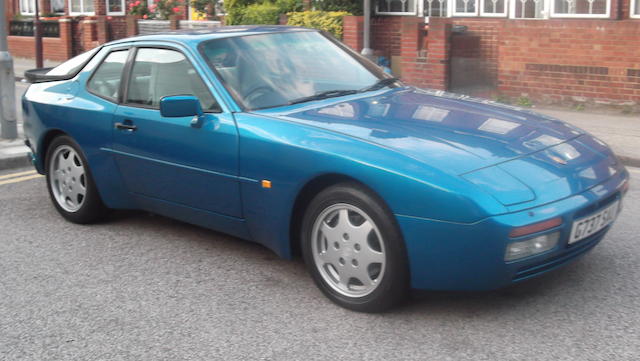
[159,95,205,128]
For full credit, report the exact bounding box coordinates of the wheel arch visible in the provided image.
[288,173,399,258]
[38,129,68,173]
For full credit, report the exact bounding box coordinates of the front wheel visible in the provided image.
[45,135,109,224]
[301,182,409,312]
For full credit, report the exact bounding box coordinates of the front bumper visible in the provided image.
[398,168,629,291]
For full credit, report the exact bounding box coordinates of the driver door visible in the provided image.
[111,46,242,218]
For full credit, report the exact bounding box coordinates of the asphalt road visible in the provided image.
[1,167,639,360]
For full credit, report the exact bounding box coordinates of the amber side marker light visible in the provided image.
[261,180,272,189]
[509,217,563,238]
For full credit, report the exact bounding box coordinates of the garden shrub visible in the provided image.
[287,10,349,39]
[228,0,301,25]
[224,0,256,25]
[241,2,282,24]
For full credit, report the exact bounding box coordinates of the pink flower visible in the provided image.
[134,0,141,5]
[172,6,180,13]
[143,14,148,19]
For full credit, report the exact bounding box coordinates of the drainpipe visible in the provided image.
[0,2,18,139]
[361,0,373,59]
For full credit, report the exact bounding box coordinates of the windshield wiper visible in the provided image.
[288,89,359,105]
[359,77,400,92]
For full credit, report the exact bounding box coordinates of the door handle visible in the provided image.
[115,122,137,131]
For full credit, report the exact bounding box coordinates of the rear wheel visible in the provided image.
[301,182,409,312]
[45,136,108,224]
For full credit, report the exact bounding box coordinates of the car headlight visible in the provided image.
[505,232,560,261]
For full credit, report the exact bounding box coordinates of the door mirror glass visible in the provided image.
[160,95,203,118]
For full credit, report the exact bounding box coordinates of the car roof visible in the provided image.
[108,25,315,46]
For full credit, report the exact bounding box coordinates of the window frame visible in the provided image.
[69,0,96,16]
[375,0,419,15]
[106,0,126,15]
[631,0,640,18]
[549,0,611,18]
[121,45,222,113]
[86,46,132,104]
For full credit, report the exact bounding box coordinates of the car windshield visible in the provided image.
[199,31,386,110]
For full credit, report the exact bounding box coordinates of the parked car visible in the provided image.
[23,26,629,312]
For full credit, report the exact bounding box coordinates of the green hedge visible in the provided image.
[241,2,282,24]
[227,0,301,25]
[313,0,362,15]
[287,10,350,39]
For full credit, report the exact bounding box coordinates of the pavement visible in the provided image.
[0,165,639,360]
[12,57,61,82]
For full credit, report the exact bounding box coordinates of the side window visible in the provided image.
[87,49,129,102]
[126,48,220,112]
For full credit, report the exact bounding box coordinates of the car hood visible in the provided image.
[262,87,584,175]
[256,87,623,208]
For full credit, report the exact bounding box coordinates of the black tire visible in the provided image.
[301,182,409,312]
[45,135,109,224]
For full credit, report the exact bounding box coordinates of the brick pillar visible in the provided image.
[96,15,109,43]
[126,14,139,36]
[399,16,426,87]
[424,17,451,90]
[82,19,98,50]
[58,18,73,59]
[342,16,364,50]
[169,15,179,30]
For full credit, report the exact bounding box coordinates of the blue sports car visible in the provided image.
[23,26,629,312]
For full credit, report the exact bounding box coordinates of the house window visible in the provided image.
[107,0,125,14]
[424,0,448,16]
[480,0,508,15]
[51,0,65,12]
[376,0,418,15]
[551,0,610,17]
[453,0,478,15]
[19,0,35,14]
[69,0,95,14]
[632,0,640,18]
[510,0,548,18]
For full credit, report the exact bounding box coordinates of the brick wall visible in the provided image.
[7,19,73,61]
[108,16,128,40]
[371,16,403,57]
[497,20,640,104]
[365,14,640,104]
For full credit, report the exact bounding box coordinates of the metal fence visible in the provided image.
[9,20,60,38]
[178,20,222,30]
[137,20,171,35]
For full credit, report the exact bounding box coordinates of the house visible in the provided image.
[343,0,640,106]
